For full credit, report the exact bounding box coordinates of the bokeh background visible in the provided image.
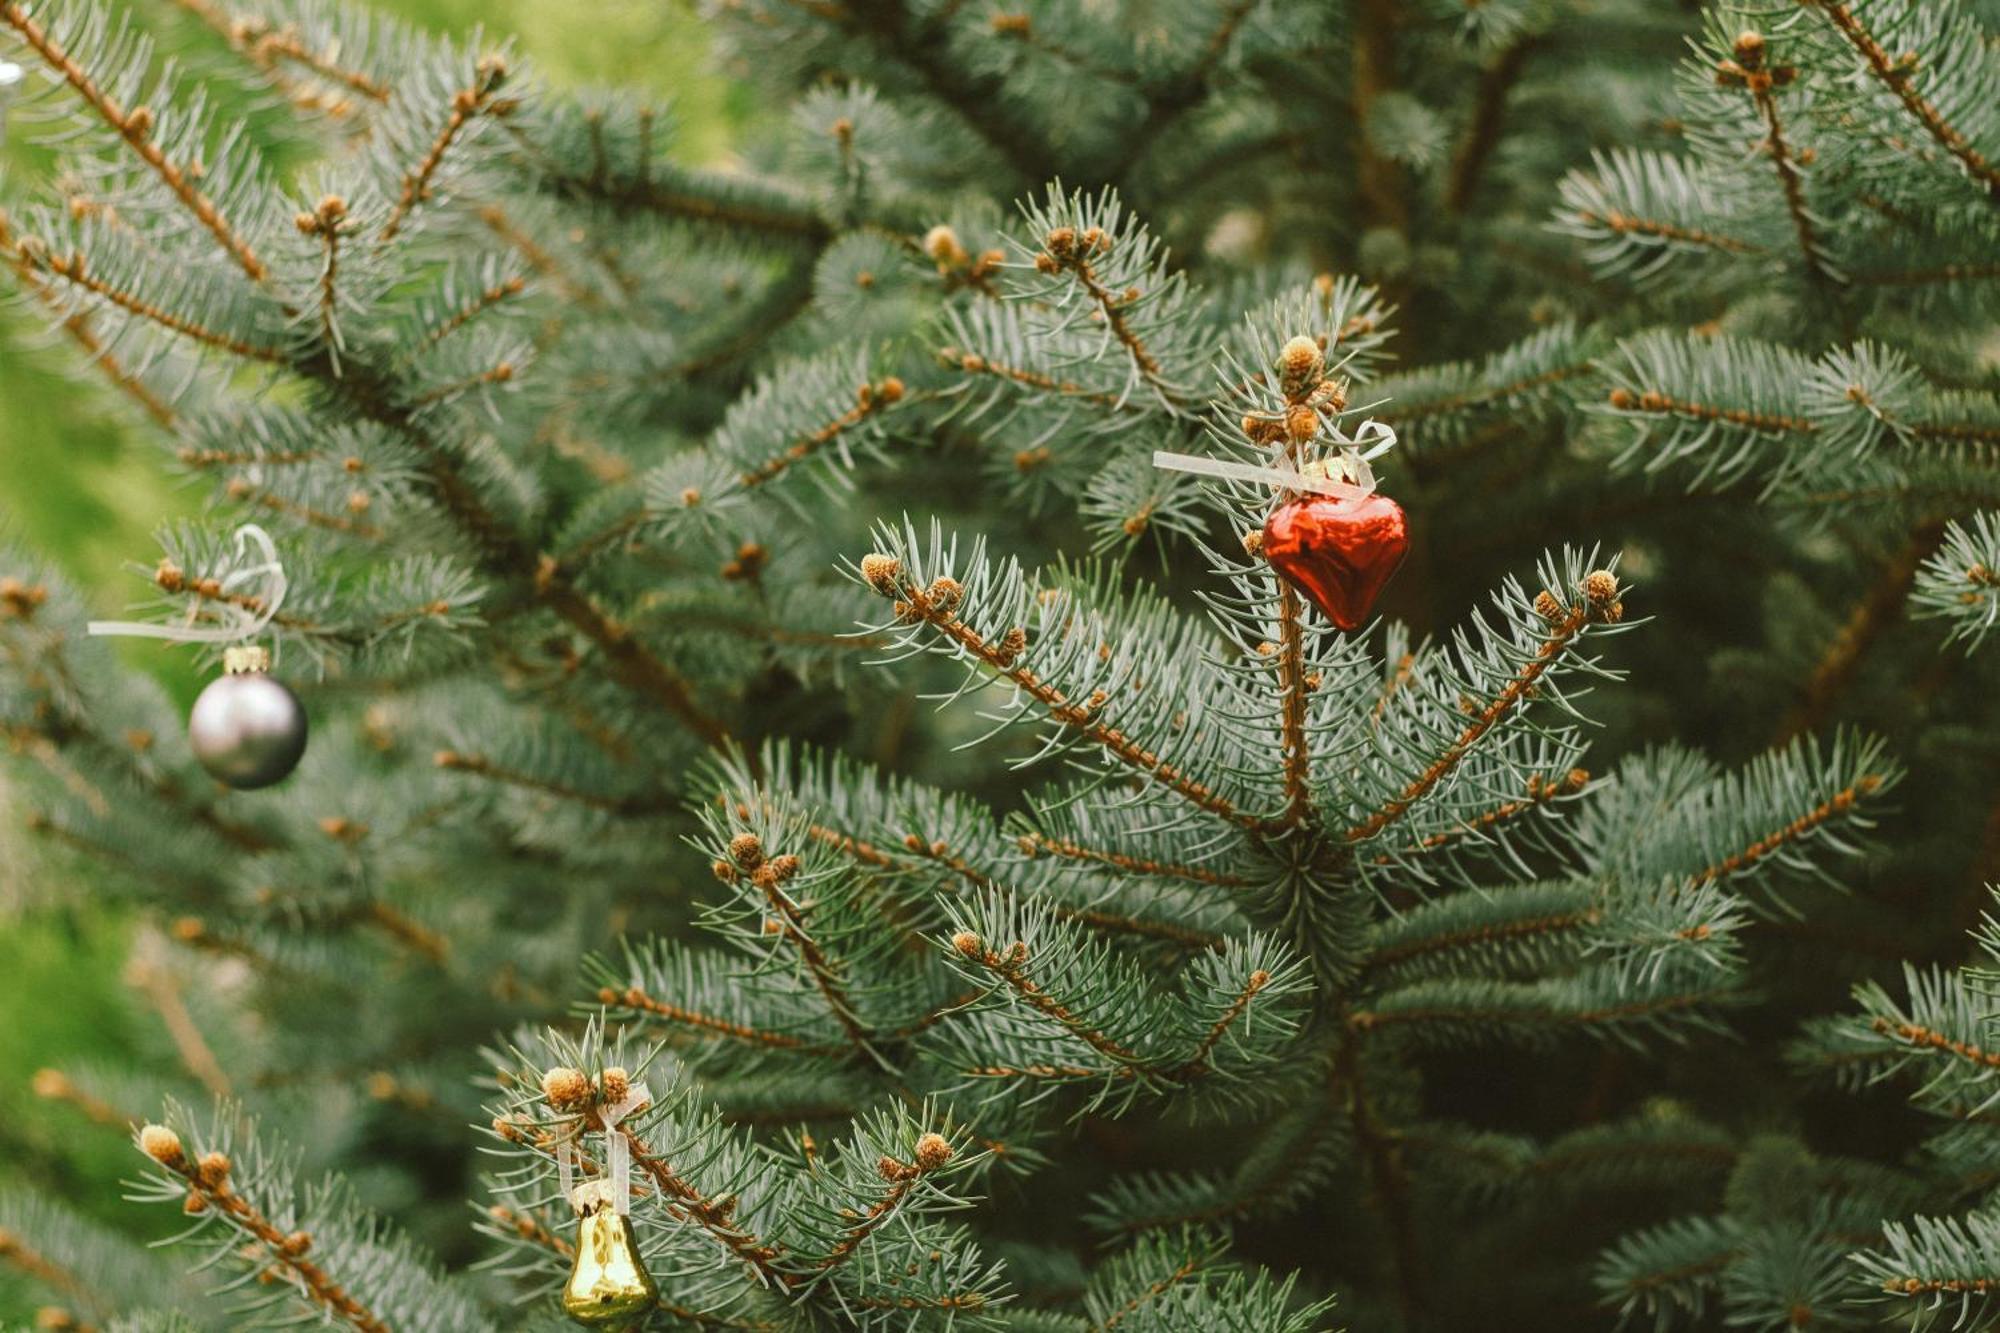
[0,2,744,1314]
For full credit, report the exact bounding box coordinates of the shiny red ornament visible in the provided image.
[1262,490,1409,631]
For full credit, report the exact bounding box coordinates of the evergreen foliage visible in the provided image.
[0,0,1995,1329]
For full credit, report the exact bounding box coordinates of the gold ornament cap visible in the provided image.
[222,644,272,675]
[562,1182,658,1327]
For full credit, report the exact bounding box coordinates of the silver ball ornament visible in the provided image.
[188,649,307,789]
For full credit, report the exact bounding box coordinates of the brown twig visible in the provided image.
[1445,37,1538,215]
[1343,595,1601,846]
[863,558,1268,832]
[433,749,671,817]
[601,982,840,1053]
[420,275,527,348]
[1685,774,1888,890]
[1015,831,1248,890]
[0,226,177,427]
[138,1133,388,1332]
[380,55,511,242]
[740,378,906,487]
[128,962,231,1097]
[951,931,1140,1066]
[1274,579,1314,829]
[1374,768,1588,864]
[1775,519,1948,742]
[1,229,285,361]
[1573,208,1760,254]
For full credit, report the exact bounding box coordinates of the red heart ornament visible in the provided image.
[1263,491,1410,631]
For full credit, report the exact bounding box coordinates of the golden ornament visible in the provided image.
[562,1180,658,1327]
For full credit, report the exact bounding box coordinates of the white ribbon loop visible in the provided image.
[1154,420,1398,500]
[598,1081,648,1217]
[88,524,288,645]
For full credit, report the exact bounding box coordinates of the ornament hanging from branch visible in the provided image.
[1155,417,1410,631]
[554,1071,659,1327]
[88,525,309,789]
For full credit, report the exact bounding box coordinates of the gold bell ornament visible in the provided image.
[556,1073,658,1328]
[562,1179,659,1326]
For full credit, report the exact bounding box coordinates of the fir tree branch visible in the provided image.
[1348,987,1721,1034]
[1334,1025,1424,1326]
[839,0,1055,184]
[380,54,511,242]
[738,835,876,1054]
[475,203,597,304]
[168,0,392,109]
[1716,31,1837,289]
[739,376,907,488]
[620,1129,790,1283]
[1372,768,1589,864]
[419,275,527,349]
[1177,970,1270,1078]
[225,480,386,541]
[862,558,1267,832]
[1350,0,1409,243]
[809,1132,954,1274]
[1043,904,1226,953]
[20,706,278,853]
[1803,0,2000,202]
[1360,906,1603,978]
[128,961,232,1098]
[1445,37,1538,215]
[1775,518,1947,742]
[986,13,1138,85]
[1032,227,1179,405]
[597,981,842,1053]
[950,931,1142,1066]
[936,347,1145,414]
[308,356,733,748]
[1016,832,1248,891]
[0,1224,98,1314]
[1275,579,1313,829]
[1097,1256,1201,1331]
[1342,589,1610,847]
[1605,386,1814,435]
[1866,1015,2000,1071]
[0,0,268,281]
[1571,208,1761,254]
[433,749,673,816]
[30,1068,135,1128]
[0,225,285,362]
[361,900,450,965]
[135,1129,390,1333]
[0,226,178,427]
[1376,364,1594,425]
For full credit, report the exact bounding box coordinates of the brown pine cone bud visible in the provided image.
[729,832,765,869]
[540,1066,592,1110]
[138,1124,185,1168]
[859,553,902,595]
[914,1132,953,1171]
[1582,570,1620,608]
[196,1151,231,1188]
[1278,335,1324,398]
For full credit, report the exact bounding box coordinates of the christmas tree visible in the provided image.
[0,0,1995,1329]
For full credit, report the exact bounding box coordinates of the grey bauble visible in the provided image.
[188,660,307,789]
